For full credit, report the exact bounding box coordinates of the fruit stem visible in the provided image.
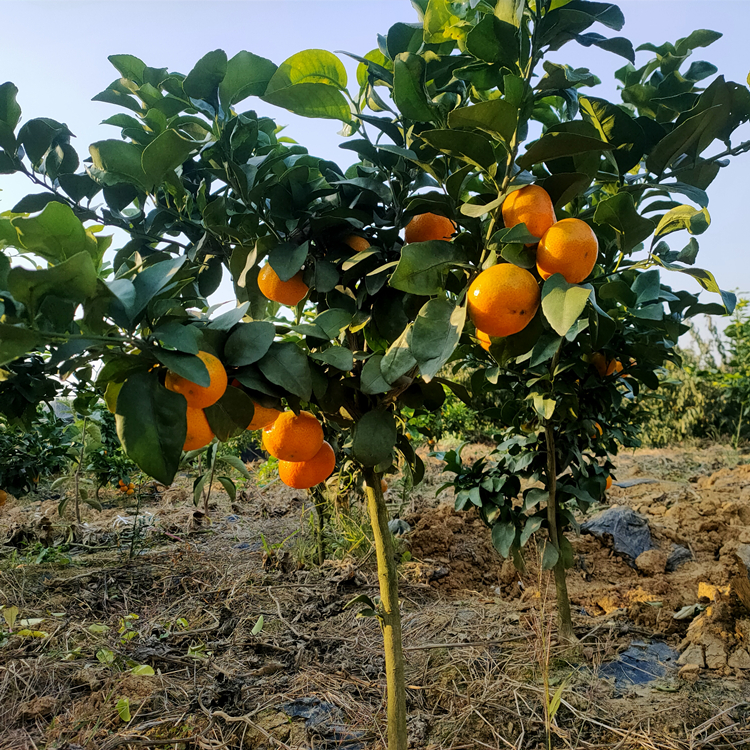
[363,467,407,750]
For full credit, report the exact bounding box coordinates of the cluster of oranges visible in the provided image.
[163,352,335,490]
[261,410,335,490]
[118,479,136,495]
[467,184,598,342]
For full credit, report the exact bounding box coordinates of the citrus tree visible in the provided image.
[1,0,749,747]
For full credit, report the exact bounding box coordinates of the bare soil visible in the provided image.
[2,445,750,749]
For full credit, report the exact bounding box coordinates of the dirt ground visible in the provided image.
[2,444,750,749]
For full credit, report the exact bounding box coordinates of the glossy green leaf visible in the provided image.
[262,83,351,122]
[266,49,347,93]
[389,240,457,295]
[352,410,397,467]
[0,82,21,130]
[153,350,210,387]
[310,347,354,371]
[579,96,645,174]
[219,51,278,108]
[257,342,312,400]
[205,386,256,440]
[541,542,559,570]
[268,241,308,282]
[141,129,199,185]
[183,49,228,100]
[115,370,186,485]
[517,130,610,170]
[0,324,44,366]
[491,521,516,558]
[224,321,275,367]
[89,140,150,191]
[541,274,592,337]
[393,53,435,122]
[420,128,496,170]
[381,326,417,384]
[108,54,146,82]
[465,15,519,68]
[360,355,392,395]
[654,206,710,238]
[411,299,466,382]
[151,322,201,354]
[593,192,655,252]
[8,251,97,314]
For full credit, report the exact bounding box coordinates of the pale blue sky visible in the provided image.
[1,0,748,317]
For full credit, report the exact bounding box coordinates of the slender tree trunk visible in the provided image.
[363,467,407,750]
[74,417,87,524]
[312,487,325,565]
[544,422,575,644]
[203,454,216,516]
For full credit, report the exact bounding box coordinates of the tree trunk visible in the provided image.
[544,422,576,644]
[312,487,325,565]
[363,467,407,750]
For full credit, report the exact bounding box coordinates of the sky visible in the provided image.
[0,0,748,323]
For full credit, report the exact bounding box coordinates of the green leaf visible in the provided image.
[89,140,150,191]
[541,542,559,570]
[675,29,722,57]
[311,347,355,371]
[491,521,516,558]
[314,309,352,338]
[266,49,347,92]
[205,387,256,440]
[116,697,131,722]
[448,99,517,143]
[141,129,198,185]
[108,54,146,82]
[219,51,277,109]
[0,82,21,130]
[8,251,97,314]
[532,393,556,419]
[423,0,460,43]
[154,350,210,387]
[419,129,496,170]
[268,241,308,282]
[465,15,519,68]
[262,83,350,122]
[393,53,436,122]
[529,333,562,366]
[541,274,592,337]
[360,355,392,395]
[677,238,699,265]
[520,514,544,546]
[115,371,186,485]
[517,130,610,170]
[251,615,264,635]
[381,326,417,384]
[0,324,44,366]
[183,49,228,100]
[390,240,457,295]
[646,106,723,176]
[129,256,186,320]
[411,299,466,382]
[257,342,312,400]
[224,321,275,367]
[352,410,397,467]
[11,202,98,265]
[151,321,201,355]
[654,205,710,238]
[579,96,645,174]
[130,665,155,676]
[593,192,655,252]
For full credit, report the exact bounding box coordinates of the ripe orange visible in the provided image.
[537,218,599,284]
[0,490,6,506]
[591,422,603,438]
[118,479,126,487]
[502,185,556,241]
[381,478,388,493]
[119,486,128,493]
[591,353,623,378]
[128,483,135,490]
[257,264,308,306]
[343,234,371,253]
[165,351,227,409]
[404,213,455,244]
[476,330,492,352]
[468,264,540,338]
[184,407,215,451]
[126,489,135,496]
[247,402,282,431]
[278,441,336,489]
[263,410,324,462]
[605,475,613,491]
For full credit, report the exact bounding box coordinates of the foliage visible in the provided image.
[0,407,76,496]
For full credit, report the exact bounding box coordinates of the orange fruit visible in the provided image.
[468,264,540,338]
[344,234,371,253]
[476,330,492,352]
[263,410,324,462]
[537,218,598,284]
[404,213,455,244]
[184,407,215,451]
[118,479,126,487]
[120,486,128,493]
[278,441,336,489]
[165,351,227,409]
[605,475,613,491]
[257,264,308,306]
[591,422,603,438]
[247,402,282,431]
[502,185,556,241]
[128,483,135,490]
[126,489,135,496]
[591,353,623,378]
[381,478,388,493]
[0,490,6,506]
